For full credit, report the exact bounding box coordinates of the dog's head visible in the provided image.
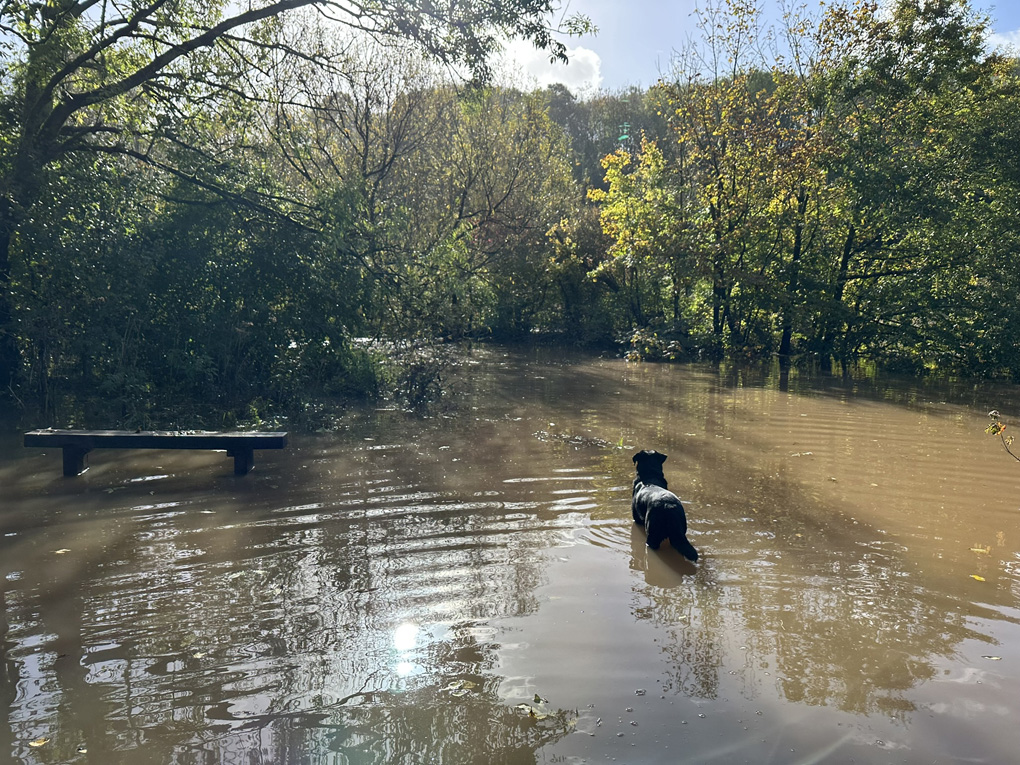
[633,449,668,487]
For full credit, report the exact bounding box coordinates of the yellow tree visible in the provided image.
[588,141,693,328]
[644,0,832,354]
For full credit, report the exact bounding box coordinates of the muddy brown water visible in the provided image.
[2,348,1020,764]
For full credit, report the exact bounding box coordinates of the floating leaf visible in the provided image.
[441,679,477,695]
[515,704,549,720]
[970,574,986,582]
[29,738,49,747]
[970,546,991,554]
[54,549,71,554]
[982,655,1002,661]
[533,693,547,704]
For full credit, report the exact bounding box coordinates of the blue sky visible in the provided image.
[502,0,1020,94]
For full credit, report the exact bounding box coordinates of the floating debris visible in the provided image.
[515,703,548,720]
[531,430,615,449]
[442,679,477,697]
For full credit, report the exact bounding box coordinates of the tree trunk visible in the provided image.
[779,186,808,359]
[816,222,856,372]
[0,224,21,391]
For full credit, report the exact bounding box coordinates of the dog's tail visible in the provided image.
[674,536,699,562]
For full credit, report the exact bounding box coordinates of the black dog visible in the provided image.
[632,450,698,561]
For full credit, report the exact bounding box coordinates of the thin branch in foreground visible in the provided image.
[986,410,1020,463]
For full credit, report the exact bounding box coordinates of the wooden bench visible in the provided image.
[24,429,288,476]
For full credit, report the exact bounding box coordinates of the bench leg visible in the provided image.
[228,448,254,476]
[62,446,90,476]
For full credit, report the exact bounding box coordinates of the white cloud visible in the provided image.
[498,39,603,95]
[986,28,1020,52]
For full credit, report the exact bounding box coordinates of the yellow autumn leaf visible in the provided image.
[29,738,49,747]
[970,575,986,582]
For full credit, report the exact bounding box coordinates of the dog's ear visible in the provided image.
[633,449,669,466]
[633,449,656,464]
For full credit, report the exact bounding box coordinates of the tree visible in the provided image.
[584,0,1020,374]
[588,141,692,328]
[809,0,1009,372]
[0,0,590,391]
[589,0,831,355]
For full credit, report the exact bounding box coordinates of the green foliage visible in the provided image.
[0,0,595,420]
[580,0,1020,377]
[3,0,1020,427]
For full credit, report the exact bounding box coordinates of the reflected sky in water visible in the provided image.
[2,348,1020,763]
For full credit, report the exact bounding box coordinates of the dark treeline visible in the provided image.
[1,0,1018,427]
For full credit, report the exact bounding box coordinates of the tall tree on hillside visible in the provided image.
[0,0,590,390]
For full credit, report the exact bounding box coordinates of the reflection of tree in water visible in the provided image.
[311,689,573,765]
[0,434,574,762]
[478,351,991,720]
[541,359,983,719]
[4,349,1007,759]
[627,527,725,701]
[149,627,575,765]
[192,695,573,765]
[619,442,970,717]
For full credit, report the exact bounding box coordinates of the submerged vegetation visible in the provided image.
[1,0,1018,427]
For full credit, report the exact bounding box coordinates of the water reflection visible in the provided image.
[2,347,1020,763]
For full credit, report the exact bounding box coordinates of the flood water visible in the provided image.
[2,348,1020,764]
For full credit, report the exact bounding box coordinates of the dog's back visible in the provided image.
[632,450,698,562]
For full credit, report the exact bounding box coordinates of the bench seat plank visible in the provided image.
[24,429,287,476]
